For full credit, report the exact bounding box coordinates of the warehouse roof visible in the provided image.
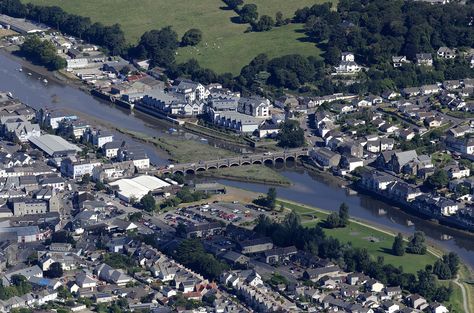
[29,134,81,156]
[109,175,170,201]
[0,14,48,34]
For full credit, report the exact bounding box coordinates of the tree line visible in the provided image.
[19,35,66,70]
[0,0,127,55]
[3,0,473,98]
[222,0,290,32]
[295,0,474,64]
[173,239,229,280]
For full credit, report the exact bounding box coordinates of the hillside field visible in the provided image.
[23,0,332,73]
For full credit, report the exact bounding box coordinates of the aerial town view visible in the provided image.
[0,0,472,312]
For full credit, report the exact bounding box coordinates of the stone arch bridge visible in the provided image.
[156,148,310,176]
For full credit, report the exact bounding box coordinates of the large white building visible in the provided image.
[335,52,362,74]
[60,157,101,179]
[109,175,170,202]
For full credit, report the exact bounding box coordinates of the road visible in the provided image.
[453,275,471,313]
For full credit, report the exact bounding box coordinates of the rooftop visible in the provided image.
[29,134,81,156]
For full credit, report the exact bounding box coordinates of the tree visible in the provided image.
[173,239,228,280]
[266,187,277,210]
[433,252,460,279]
[81,173,91,185]
[433,259,452,280]
[20,36,67,70]
[175,222,187,238]
[119,65,131,76]
[392,233,405,256]
[325,46,341,66]
[136,27,179,67]
[253,187,277,209]
[46,262,63,278]
[406,231,427,255]
[277,120,305,148]
[338,202,349,227]
[239,4,258,24]
[427,169,449,189]
[51,231,75,244]
[324,203,349,228]
[181,28,202,46]
[253,15,274,32]
[95,181,105,191]
[275,11,287,26]
[445,252,460,277]
[140,192,156,212]
[128,212,142,222]
[325,212,340,229]
[224,0,243,10]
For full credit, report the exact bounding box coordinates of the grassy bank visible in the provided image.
[439,279,464,313]
[184,122,247,146]
[277,200,440,274]
[23,0,331,74]
[117,128,236,163]
[459,265,474,313]
[201,165,291,186]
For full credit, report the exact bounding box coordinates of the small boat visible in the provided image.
[168,128,177,133]
[7,92,13,98]
[200,138,208,142]
[18,68,22,72]
[43,79,48,84]
[27,72,32,76]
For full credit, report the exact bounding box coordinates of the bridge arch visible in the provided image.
[285,156,296,162]
[185,169,195,175]
[274,157,285,163]
[264,159,273,165]
[252,160,262,165]
[219,164,228,169]
[173,170,184,176]
[196,167,206,172]
[207,166,217,170]
[230,163,239,167]
[241,161,251,166]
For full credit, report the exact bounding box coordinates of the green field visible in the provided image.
[23,0,327,73]
[439,280,464,313]
[202,165,291,185]
[277,200,440,274]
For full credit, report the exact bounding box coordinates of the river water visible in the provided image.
[0,53,472,268]
[213,165,474,268]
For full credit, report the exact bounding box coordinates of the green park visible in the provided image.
[23,0,329,73]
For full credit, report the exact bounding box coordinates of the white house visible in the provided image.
[437,47,455,59]
[431,303,449,313]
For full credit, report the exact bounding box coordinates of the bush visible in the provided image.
[406,231,427,255]
[181,28,202,46]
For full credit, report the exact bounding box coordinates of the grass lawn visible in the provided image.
[431,151,453,166]
[277,200,440,274]
[202,165,291,185]
[177,23,320,74]
[459,265,474,313]
[438,280,464,313]
[23,0,329,74]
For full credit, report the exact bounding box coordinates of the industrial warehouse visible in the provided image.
[109,175,170,202]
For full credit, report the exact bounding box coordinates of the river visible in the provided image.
[0,52,472,269]
[212,165,474,269]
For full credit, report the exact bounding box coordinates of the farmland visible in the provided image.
[22,0,330,73]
